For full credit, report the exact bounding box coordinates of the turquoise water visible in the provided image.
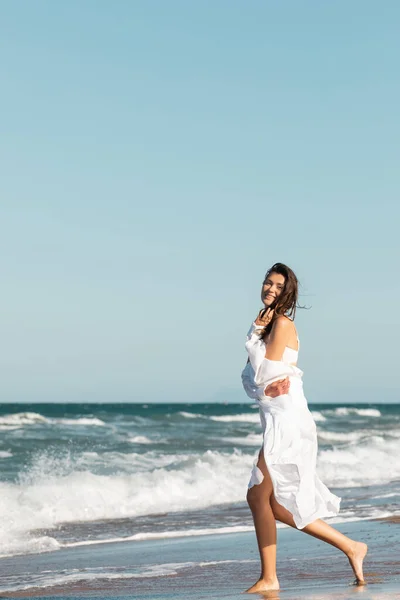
[0,402,399,560]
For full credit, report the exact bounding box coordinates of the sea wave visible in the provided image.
[0,412,49,426]
[223,434,262,446]
[178,411,203,419]
[317,430,366,443]
[209,413,260,423]
[374,492,400,499]
[128,435,153,444]
[317,437,399,487]
[0,534,60,559]
[0,449,253,557]
[0,412,106,428]
[330,407,382,417]
[311,411,326,422]
[0,450,13,458]
[54,417,106,426]
[1,423,398,560]
[78,450,183,472]
[64,525,255,547]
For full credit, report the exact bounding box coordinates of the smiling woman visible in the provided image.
[263,273,284,301]
[241,262,368,594]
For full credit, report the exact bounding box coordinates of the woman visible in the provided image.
[241,263,367,593]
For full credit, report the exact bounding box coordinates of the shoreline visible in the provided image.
[0,519,399,599]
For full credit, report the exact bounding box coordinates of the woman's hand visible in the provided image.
[264,377,290,398]
[255,308,273,327]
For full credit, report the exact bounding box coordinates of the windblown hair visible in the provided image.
[259,262,300,337]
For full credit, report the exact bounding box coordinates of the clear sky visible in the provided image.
[1,1,399,403]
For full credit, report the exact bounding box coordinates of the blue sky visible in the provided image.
[1,1,399,403]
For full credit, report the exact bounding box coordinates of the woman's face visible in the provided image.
[261,272,286,308]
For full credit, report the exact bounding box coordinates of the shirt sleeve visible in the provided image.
[253,359,301,400]
[241,361,259,399]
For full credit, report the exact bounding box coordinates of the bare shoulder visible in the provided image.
[271,315,294,332]
[269,316,295,344]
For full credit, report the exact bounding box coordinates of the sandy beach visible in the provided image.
[0,519,398,599]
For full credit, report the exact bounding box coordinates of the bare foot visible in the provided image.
[245,577,280,593]
[347,541,368,584]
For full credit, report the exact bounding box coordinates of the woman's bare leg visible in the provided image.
[268,472,368,584]
[246,452,279,593]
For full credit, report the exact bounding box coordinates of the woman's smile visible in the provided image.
[261,272,286,307]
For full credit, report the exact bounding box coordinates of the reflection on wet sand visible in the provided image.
[259,591,280,599]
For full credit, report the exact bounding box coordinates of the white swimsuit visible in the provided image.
[242,320,341,529]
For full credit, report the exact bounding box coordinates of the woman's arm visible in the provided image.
[242,359,289,399]
[262,317,292,397]
[264,316,292,360]
[243,315,294,400]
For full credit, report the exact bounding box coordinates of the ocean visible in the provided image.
[0,401,399,595]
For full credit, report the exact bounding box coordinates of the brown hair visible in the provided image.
[259,262,300,336]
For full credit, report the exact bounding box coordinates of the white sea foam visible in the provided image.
[317,437,399,487]
[60,510,390,550]
[326,509,394,525]
[317,430,366,443]
[178,411,203,419]
[79,450,180,472]
[223,434,262,446]
[356,408,382,417]
[311,411,326,422]
[209,413,260,423]
[64,525,255,547]
[0,534,60,559]
[54,417,106,426]
[0,412,49,426]
[385,429,400,438]
[331,407,381,417]
[128,435,153,444]
[0,451,12,458]
[374,492,400,499]
[0,449,254,557]
[0,412,106,428]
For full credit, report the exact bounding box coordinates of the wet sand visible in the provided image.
[0,519,398,599]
